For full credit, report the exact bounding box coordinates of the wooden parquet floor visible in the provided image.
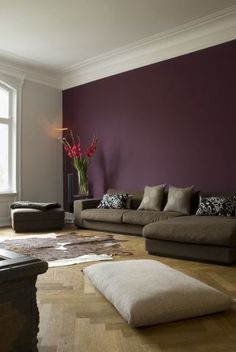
[0,225,236,352]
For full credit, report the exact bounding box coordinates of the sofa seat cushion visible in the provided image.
[83,260,232,327]
[122,210,183,226]
[81,209,126,223]
[143,215,236,246]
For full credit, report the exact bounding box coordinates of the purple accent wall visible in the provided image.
[63,40,236,199]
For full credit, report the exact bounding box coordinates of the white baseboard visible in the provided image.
[0,217,11,227]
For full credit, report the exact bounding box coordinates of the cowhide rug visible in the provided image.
[0,232,133,267]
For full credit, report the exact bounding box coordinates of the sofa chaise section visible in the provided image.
[143,216,236,264]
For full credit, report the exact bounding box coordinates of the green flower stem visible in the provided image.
[73,157,89,195]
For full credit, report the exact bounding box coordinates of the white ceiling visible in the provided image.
[0,0,236,74]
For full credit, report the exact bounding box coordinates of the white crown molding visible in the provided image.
[0,60,61,89]
[62,5,236,90]
[0,5,235,91]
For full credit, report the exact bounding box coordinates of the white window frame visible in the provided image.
[0,72,24,197]
[0,71,24,226]
[0,82,16,193]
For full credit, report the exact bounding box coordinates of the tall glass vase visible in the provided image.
[76,166,89,195]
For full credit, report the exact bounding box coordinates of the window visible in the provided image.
[0,82,16,193]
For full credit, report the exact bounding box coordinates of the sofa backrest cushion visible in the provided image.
[107,189,236,214]
[201,192,236,198]
[190,191,200,214]
[107,188,200,212]
[107,189,143,209]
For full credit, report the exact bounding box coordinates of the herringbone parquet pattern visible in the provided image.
[0,225,236,352]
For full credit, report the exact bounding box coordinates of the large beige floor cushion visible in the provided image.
[83,260,232,327]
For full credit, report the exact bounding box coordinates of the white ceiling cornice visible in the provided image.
[62,5,236,90]
[0,59,61,89]
[0,5,235,91]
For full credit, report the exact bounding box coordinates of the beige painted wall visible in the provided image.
[21,80,63,205]
[0,79,63,226]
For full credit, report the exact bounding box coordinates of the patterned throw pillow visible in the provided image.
[97,193,129,209]
[196,197,236,216]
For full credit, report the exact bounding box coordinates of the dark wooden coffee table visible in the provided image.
[0,249,48,352]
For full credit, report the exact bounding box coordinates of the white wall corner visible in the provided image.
[0,194,17,228]
[62,5,236,90]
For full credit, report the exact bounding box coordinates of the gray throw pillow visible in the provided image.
[164,185,193,214]
[138,185,165,211]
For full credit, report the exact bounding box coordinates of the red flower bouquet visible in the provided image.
[60,130,97,195]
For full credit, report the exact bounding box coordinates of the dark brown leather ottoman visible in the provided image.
[143,215,236,264]
[11,208,64,233]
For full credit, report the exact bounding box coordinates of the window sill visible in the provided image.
[0,192,17,197]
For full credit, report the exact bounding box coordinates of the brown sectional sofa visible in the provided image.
[74,194,183,235]
[74,189,236,264]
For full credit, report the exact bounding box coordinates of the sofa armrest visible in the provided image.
[74,198,102,228]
